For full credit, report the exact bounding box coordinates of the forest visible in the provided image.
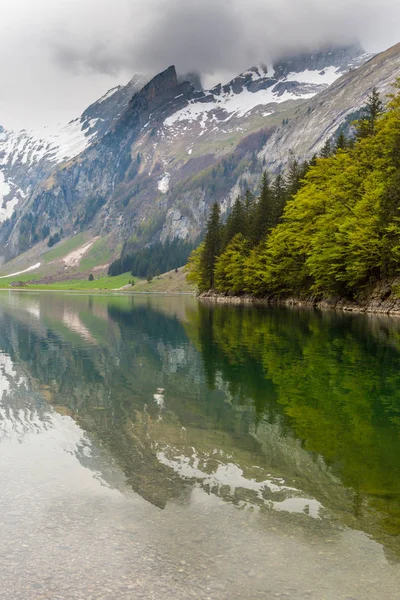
[187,82,400,299]
[108,238,197,278]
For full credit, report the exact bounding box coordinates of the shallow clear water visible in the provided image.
[1,292,400,599]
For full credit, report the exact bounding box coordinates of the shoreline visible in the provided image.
[2,283,400,316]
[0,287,196,296]
[199,284,400,316]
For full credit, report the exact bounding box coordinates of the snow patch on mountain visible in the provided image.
[0,119,96,173]
[164,85,313,129]
[39,119,97,163]
[0,262,41,279]
[241,64,271,80]
[164,49,372,133]
[285,65,341,85]
[0,119,97,221]
[158,173,170,193]
[97,86,120,104]
[0,172,16,222]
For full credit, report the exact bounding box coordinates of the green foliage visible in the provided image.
[186,243,205,286]
[259,84,399,297]
[108,239,197,278]
[47,231,61,247]
[5,272,134,291]
[79,236,114,271]
[43,232,87,263]
[215,234,250,294]
[189,82,400,299]
[226,196,246,245]
[185,303,400,545]
[88,273,94,281]
[187,157,307,293]
[200,203,223,290]
[356,87,384,139]
[319,138,333,158]
[335,131,348,152]
[252,173,271,244]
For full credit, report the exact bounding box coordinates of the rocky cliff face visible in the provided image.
[259,42,400,170]
[0,43,391,266]
[0,74,147,225]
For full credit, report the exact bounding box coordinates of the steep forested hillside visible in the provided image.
[189,82,400,300]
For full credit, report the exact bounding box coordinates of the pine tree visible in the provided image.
[243,190,256,240]
[252,172,273,244]
[286,158,309,198]
[320,139,333,158]
[270,173,287,226]
[226,197,245,245]
[356,87,384,138]
[309,154,318,168]
[335,131,348,152]
[201,203,223,290]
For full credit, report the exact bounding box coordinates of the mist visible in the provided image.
[0,0,399,127]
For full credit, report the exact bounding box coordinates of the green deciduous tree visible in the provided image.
[215,234,250,294]
[187,81,400,298]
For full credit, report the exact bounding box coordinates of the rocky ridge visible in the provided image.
[0,43,390,268]
[0,74,147,223]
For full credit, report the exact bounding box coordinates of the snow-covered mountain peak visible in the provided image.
[1,41,397,265]
[0,45,374,231]
[163,45,372,138]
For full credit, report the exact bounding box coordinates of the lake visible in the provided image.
[0,292,400,599]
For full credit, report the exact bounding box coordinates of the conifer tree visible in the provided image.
[286,158,309,197]
[253,172,273,244]
[356,87,384,138]
[270,173,287,226]
[320,139,333,158]
[201,202,223,290]
[335,131,348,152]
[243,189,256,239]
[226,197,245,246]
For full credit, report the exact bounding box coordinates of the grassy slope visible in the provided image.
[130,267,196,294]
[80,235,118,271]
[0,267,196,294]
[0,231,122,286]
[42,232,89,263]
[22,273,136,291]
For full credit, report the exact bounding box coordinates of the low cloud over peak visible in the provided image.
[0,0,399,127]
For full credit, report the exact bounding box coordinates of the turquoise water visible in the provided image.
[0,292,400,599]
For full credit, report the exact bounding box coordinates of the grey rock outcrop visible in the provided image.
[0,43,394,266]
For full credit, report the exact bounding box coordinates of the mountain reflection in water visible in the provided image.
[1,292,400,599]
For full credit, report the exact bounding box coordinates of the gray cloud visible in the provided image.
[0,0,399,127]
[44,0,400,78]
[51,39,128,77]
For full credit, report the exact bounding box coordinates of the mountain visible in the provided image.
[165,43,372,139]
[260,42,400,169]
[0,43,390,273]
[0,74,147,223]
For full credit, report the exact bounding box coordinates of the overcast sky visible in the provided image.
[0,0,399,129]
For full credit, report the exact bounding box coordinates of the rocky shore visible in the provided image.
[199,278,400,316]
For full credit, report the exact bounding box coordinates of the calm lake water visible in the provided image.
[1,292,400,599]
